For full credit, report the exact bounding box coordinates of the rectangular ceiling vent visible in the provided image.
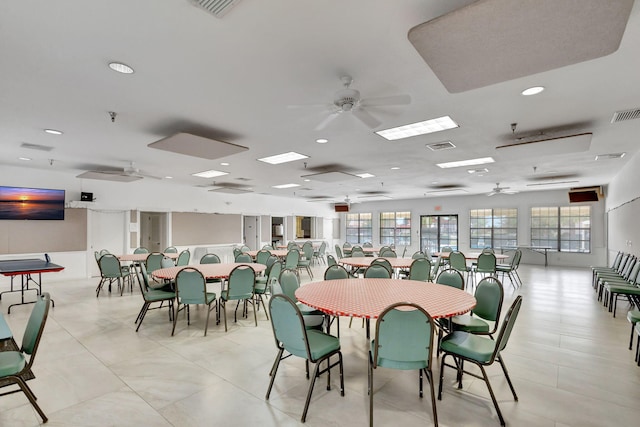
[190,0,241,18]
[611,108,640,123]
[426,141,456,151]
[20,142,54,152]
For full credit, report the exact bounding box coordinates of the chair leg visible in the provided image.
[12,376,47,423]
[630,322,637,350]
[301,361,321,422]
[135,302,150,332]
[369,355,374,427]
[479,365,506,427]
[265,348,284,398]
[496,355,518,401]
[425,368,439,427]
[171,302,180,336]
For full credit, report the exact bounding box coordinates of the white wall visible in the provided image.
[342,189,607,268]
[0,165,337,279]
[606,150,640,261]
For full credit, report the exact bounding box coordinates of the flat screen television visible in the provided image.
[0,186,65,220]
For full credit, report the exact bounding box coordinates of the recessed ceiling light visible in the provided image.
[355,173,375,178]
[18,157,31,161]
[316,138,329,144]
[467,168,489,174]
[108,62,134,74]
[390,167,400,170]
[595,152,626,160]
[44,129,63,135]
[165,176,173,179]
[220,162,230,166]
[272,183,300,189]
[303,179,311,182]
[192,169,229,178]
[375,115,459,141]
[437,157,495,169]
[258,151,309,165]
[521,86,545,96]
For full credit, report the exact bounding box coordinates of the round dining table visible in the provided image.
[152,262,266,280]
[118,252,179,262]
[295,278,476,320]
[339,257,415,269]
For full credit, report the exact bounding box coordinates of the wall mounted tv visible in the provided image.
[0,186,65,220]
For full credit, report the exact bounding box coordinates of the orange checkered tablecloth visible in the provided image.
[295,278,476,320]
[152,263,266,280]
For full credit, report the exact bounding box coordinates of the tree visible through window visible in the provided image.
[380,211,411,246]
[345,213,372,244]
[470,208,517,249]
[531,206,591,252]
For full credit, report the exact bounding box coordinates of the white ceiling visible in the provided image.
[1,0,639,205]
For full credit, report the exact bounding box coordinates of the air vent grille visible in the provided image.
[611,108,640,123]
[20,142,54,152]
[190,0,240,18]
[426,141,456,151]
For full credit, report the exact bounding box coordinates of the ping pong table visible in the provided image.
[0,259,62,313]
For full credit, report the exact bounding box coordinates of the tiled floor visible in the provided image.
[1,263,639,426]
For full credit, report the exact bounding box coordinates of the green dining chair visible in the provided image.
[172,267,217,336]
[266,294,344,423]
[219,265,257,332]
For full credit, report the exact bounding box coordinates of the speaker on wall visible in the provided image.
[568,186,602,203]
[80,192,94,202]
[334,203,350,212]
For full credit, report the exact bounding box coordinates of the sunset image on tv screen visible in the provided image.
[0,186,65,220]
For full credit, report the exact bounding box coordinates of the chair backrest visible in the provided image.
[343,242,352,249]
[99,254,123,278]
[476,253,497,273]
[370,258,393,275]
[409,257,432,281]
[481,247,495,254]
[610,251,623,269]
[269,294,310,359]
[21,293,51,359]
[136,262,151,292]
[262,244,274,250]
[364,264,392,279]
[492,296,523,359]
[264,255,279,273]
[267,261,283,287]
[380,249,397,258]
[436,268,465,290]
[99,249,110,256]
[164,246,178,253]
[324,264,349,280]
[175,267,207,304]
[284,250,300,269]
[334,245,344,259]
[146,252,164,274]
[473,277,504,323]
[177,250,190,266]
[161,256,175,268]
[277,268,301,301]
[94,251,101,264]
[226,265,256,299]
[372,302,435,370]
[378,246,391,255]
[351,246,365,258]
[233,247,242,259]
[441,246,453,253]
[200,253,221,264]
[318,241,327,255]
[326,254,337,267]
[412,251,426,259]
[240,245,250,252]
[448,251,467,272]
[256,249,272,265]
[134,247,149,254]
[287,241,298,249]
[302,242,314,259]
[363,242,373,248]
[235,253,253,263]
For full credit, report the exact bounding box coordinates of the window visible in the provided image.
[470,208,517,249]
[531,206,591,252]
[345,213,372,244]
[420,215,458,254]
[380,211,411,246]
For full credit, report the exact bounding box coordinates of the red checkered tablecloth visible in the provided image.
[152,263,266,280]
[295,278,476,319]
[339,257,414,268]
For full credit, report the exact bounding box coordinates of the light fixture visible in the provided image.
[316,138,329,144]
[192,169,229,178]
[272,183,300,189]
[108,62,134,74]
[355,173,375,178]
[390,167,400,170]
[375,115,459,141]
[44,129,63,135]
[467,168,489,174]
[164,176,173,179]
[437,157,495,169]
[220,162,230,166]
[303,179,311,182]
[521,86,545,96]
[595,152,626,160]
[258,151,309,165]
[18,157,31,161]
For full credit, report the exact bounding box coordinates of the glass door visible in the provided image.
[420,215,458,254]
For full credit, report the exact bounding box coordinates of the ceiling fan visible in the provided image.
[487,183,518,196]
[305,76,411,131]
[76,162,162,182]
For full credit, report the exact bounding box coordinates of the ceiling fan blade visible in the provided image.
[487,191,497,196]
[352,108,382,128]
[360,94,411,107]
[315,112,340,131]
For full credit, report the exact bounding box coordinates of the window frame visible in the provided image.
[345,212,373,244]
[379,211,411,247]
[530,206,591,253]
[419,214,459,254]
[469,208,518,249]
